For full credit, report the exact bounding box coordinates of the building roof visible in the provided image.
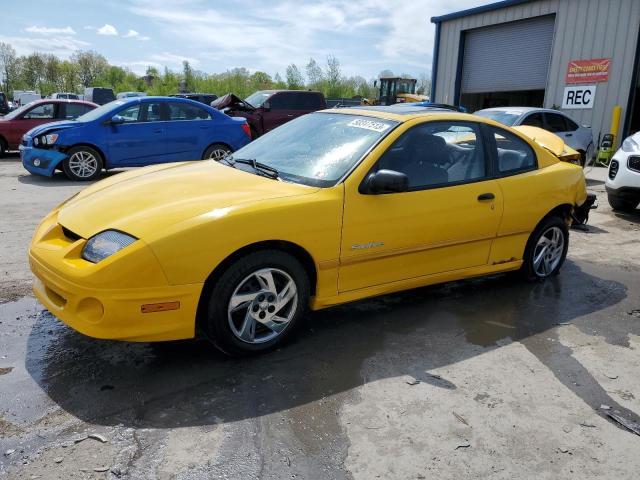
[431,0,535,23]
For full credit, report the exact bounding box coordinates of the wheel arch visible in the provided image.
[540,203,573,226]
[0,134,8,151]
[195,240,318,332]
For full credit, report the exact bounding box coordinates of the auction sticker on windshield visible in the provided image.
[348,118,391,132]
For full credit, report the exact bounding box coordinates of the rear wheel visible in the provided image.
[0,137,7,157]
[62,146,103,181]
[203,143,231,161]
[521,216,569,281]
[608,194,639,212]
[203,250,310,356]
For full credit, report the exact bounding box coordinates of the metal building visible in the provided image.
[430,0,640,141]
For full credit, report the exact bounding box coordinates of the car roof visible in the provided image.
[476,106,574,117]
[319,105,482,123]
[33,99,97,106]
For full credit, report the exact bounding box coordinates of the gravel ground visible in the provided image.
[1,156,639,479]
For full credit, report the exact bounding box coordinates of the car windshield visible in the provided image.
[75,100,125,122]
[3,102,35,119]
[227,112,398,187]
[244,91,271,108]
[474,110,522,126]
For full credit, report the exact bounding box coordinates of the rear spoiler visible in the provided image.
[512,126,581,164]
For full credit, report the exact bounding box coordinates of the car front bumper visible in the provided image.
[29,209,202,342]
[20,145,67,176]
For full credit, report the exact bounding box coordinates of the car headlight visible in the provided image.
[37,133,59,146]
[621,136,639,152]
[82,230,137,263]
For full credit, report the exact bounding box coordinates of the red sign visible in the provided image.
[565,58,611,84]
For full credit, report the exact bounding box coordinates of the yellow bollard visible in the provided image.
[610,105,621,148]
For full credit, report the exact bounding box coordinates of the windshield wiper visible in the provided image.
[221,156,279,180]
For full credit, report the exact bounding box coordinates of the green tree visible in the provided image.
[71,50,108,87]
[305,58,323,90]
[325,55,342,98]
[285,64,304,89]
[0,42,17,94]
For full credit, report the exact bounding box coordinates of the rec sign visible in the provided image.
[562,85,596,109]
[565,58,611,83]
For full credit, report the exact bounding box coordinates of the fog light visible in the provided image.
[33,159,41,167]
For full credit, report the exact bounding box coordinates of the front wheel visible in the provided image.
[521,216,569,281]
[607,194,639,212]
[203,143,231,161]
[204,250,310,356]
[62,146,103,181]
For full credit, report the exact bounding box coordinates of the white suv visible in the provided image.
[606,131,640,212]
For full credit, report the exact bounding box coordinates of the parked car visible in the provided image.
[0,99,97,156]
[170,93,218,106]
[474,107,594,165]
[0,92,9,115]
[48,93,80,100]
[117,91,147,99]
[212,90,326,137]
[605,131,640,212]
[28,106,587,355]
[21,96,251,180]
[84,87,115,105]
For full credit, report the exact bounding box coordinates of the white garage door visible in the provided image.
[461,15,555,94]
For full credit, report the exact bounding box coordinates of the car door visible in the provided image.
[105,101,167,166]
[520,112,545,129]
[164,101,212,161]
[262,93,297,133]
[543,112,571,143]
[10,102,58,146]
[338,120,503,293]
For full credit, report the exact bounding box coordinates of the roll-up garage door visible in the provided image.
[461,15,555,94]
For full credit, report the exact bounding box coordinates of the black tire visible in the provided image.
[521,216,569,282]
[577,150,586,167]
[62,146,103,181]
[204,250,310,356]
[203,143,231,161]
[0,137,7,157]
[607,194,639,212]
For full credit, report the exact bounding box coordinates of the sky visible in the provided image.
[0,0,487,80]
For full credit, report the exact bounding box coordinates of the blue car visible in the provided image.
[20,96,251,181]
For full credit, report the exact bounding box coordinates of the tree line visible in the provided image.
[0,42,430,101]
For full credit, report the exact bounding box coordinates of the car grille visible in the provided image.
[609,160,619,180]
[628,156,640,173]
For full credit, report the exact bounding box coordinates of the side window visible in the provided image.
[142,102,163,122]
[270,93,293,110]
[489,126,536,174]
[23,103,55,119]
[168,102,211,120]
[544,113,568,133]
[375,121,486,190]
[564,116,579,131]
[64,103,91,119]
[521,112,544,128]
[294,93,321,110]
[117,104,141,123]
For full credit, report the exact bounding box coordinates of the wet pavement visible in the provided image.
[1,160,639,479]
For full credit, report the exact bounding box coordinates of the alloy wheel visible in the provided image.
[68,151,98,178]
[209,148,229,160]
[532,226,565,277]
[227,268,298,344]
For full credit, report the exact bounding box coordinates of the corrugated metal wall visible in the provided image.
[433,0,640,139]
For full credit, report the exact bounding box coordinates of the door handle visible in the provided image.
[477,193,495,201]
[565,133,573,137]
[287,114,294,117]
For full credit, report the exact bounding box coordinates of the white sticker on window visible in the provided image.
[348,118,391,132]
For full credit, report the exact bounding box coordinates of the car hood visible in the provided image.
[211,93,255,111]
[26,120,82,137]
[58,161,318,240]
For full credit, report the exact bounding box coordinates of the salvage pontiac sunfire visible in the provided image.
[29,106,588,355]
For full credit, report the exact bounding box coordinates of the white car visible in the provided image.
[606,132,640,212]
[475,107,595,166]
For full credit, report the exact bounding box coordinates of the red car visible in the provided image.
[0,99,97,155]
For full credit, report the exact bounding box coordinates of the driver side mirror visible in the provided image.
[110,115,125,125]
[362,169,409,194]
[261,101,271,111]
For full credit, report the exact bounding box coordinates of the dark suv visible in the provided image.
[212,90,326,137]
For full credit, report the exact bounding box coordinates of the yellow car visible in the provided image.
[29,106,587,355]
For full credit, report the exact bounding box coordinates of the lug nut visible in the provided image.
[252,304,259,312]
[259,311,266,319]
[268,305,275,313]
[257,294,265,302]
[268,294,276,302]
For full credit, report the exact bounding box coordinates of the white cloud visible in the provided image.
[25,26,76,35]
[97,24,118,36]
[123,29,150,41]
[0,34,90,57]
[150,52,200,67]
